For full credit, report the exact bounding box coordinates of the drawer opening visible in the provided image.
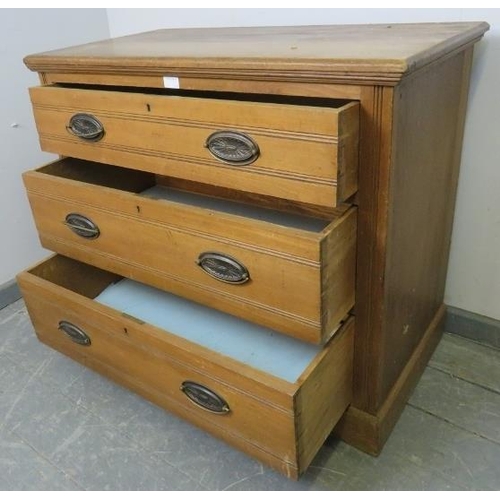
[35,158,333,233]
[153,177,345,221]
[139,184,330,232]
[26,255,323,383]
[53,83,353,110]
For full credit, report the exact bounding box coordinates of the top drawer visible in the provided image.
[29,86,359,208]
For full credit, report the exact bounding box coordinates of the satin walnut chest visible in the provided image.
[17,22,488,479]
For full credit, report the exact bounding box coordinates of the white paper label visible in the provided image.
[163,76,180,89]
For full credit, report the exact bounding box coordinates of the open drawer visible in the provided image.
[29,84,359,208]
[23,158,357,344]
[17,254,354,479]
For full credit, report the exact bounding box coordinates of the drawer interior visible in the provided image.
[37,158,333,232]
[40,157,155,193]
[54,82,353,110]
[28,252,120,298]
[96,277,322,382]
[140,185,329,232]
[27,255,323,383]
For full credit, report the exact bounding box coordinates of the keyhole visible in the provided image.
[146,104,151,112]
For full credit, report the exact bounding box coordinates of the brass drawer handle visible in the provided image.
[58,320,91,346]
[66,113,105,141]
[180,381,230,414]
[64,213,100,239]
[196,252,250,285]
[205,130,260,165]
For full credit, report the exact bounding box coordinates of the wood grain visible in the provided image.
[43,72,363,100]
[44,72,166,88]
[24,23,489,85]
[30,85,359,207]
[334,304,445,455]
[348,48,476,418]
[351,84,394,411]
[379,49,474,403]
[337,102,360,201]
[295,317,354,470]
[320,209,357,342]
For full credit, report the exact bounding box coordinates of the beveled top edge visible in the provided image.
[24,22,489,84]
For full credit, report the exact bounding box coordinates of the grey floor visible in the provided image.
[1,299,499,490]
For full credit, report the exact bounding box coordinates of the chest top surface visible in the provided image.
[24,22,488,84]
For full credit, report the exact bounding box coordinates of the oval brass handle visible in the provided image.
[66,113,104,141]
[180,381,230,414]
[64,213,100,239]
[196,252,250,285]
[58,320,91,346]
[205,130,260,165]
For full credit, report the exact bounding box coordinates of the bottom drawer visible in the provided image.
[17,254,353,479]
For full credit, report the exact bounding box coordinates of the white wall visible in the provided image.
[445,14,500,321]
[0,9,109,285]
[106,9,500,321]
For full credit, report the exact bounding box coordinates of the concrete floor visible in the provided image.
[1,298,499,490]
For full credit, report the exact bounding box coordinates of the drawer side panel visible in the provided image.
[294,318,354,473]
[320,208,357,342]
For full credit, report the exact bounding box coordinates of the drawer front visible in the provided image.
[24,161,357,344]
[17,255,354,478]
[29,86,359,207]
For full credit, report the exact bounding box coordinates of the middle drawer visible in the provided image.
[23,158,356,344]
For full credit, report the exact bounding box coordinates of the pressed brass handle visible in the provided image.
[66,113,104,141]
[205,130,260,165]
[196,252,250,284]
[180,381,230,414]
[58,320,91,346]
[64,213,100,239]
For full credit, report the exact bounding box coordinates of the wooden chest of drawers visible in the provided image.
[17,22,488,479]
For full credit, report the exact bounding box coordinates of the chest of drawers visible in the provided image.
[17,22,488,479]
